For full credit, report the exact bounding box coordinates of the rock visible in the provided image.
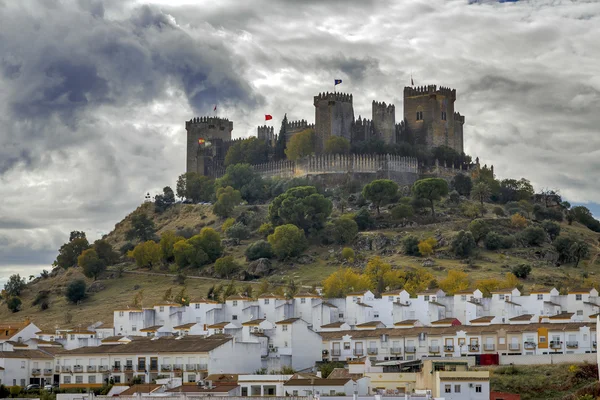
[247,258,273,278]
[422,258,435,267]
[221,238,240,247]
[296,254,315,265]
[354,233,390,251]
[87,281,106,293]
[133,285,141,290]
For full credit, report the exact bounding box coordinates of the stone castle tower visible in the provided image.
[403,85,465,153]
[186,117,233,175]
[313,92,354,153]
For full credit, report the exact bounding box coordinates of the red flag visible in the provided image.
[213,105,217,112]
[265,114,273,121]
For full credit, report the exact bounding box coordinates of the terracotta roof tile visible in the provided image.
[276,318,300,325]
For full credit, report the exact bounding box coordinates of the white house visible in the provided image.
[0,341,56,388]
[238,374,293,396]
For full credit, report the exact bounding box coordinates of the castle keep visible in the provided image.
[186,85,466,182]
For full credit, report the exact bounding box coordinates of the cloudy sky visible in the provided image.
[1,0,599,284]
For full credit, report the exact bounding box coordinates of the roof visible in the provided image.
[208,322,230,329]
[258,293,286,300]
[321,322,347,329]
[36,331,58,336]
[0,350,54,359]
[509,314,534,321]
[226,295,251,301]
[356,321,385,328]
[327,368,363,381]
[544,301,561,307]
[285,378,351,386]
[505,301,522,306]
[140,325,163,332]
[429,301,446,307]
[166,385,238,393]
[529,288,553,294]
[153,302,182,307]
[101,336,131,343]
[394,320,418,326]
[276,318,300,325]
[549,312,574,320]
[569,288,594,294]
[294,292,321,298]
[28,339,62,346]
[431,318,460,325]
[6,341,28,347]
[468,300,483,307]
[491,288,518,294]
[321,302,338,308]
[356,302,372,308]
[346,291,369,296]
[205,374,239,383]
[242,319,266,327]
[113,308,143,312]
[189,298,219,304]
[454,290,476,295]
[382,290,404,296]
[119,384,162,395]
[417,289,444,295]
[173,323,196,330]
[57,336,231,355]
[0,322,29,340]
[470,316,495,323]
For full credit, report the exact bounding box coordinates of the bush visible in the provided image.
[451,231,477,258]
[354,207,374,230]
[66,280,87,303]
[225,222,251,240]
[500,235,516,249]
[214,256,241,278]
[541,220,561,241]
[418,238,437,257]
[0,385,9,398]
[484,231,502,250]
[323,217,359,245]
[512,264,532,279]
[520,226,546,246]
[403,235,421,256]
[533,204,564,222]
[492,206,505,217]
[341,247,355,262]
[267,224,308,259]
[391,204,414,219]
[468,219,489,244]
[511,213,528,229]
[553,236,576,263]
[222,218,236,233]
[448,190,460,204]
[9,386,21,397]
[258,223,274,237]
[6,296,22,313]
[269,186,332,233]
[245,240,274,261]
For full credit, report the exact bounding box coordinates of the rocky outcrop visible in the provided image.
[247,258,273,278]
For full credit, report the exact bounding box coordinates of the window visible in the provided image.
[293,391,298,396]
[20,361,25,369]
[445,385,451,393]
[114,376,121,384]
[454,384,461,393]
[499,294,505,300]
[70,335,75,340]
[388,296,393,302]
[537,294,543,300]
[264,299,270,305]
[353,296,358,302]
[88,376,96,384]
[475,385,482,393]
[64,376,71,384]
[159,306,164,312]
[441,111,447,120]
[132,326,137,332]
[416,111,423,121]
[330,390,336,396]
[301,298,306,304]
[577,310,583,316]
[232,315,238,320]
[20,379,25,388]
[576,294,583,301]
[188,375,196,383]
[374,312,379,318]
[339,313,344,318]
[540,336,546,343]
[282,325,288,331]
[344,342,351,350]
[119,311,124,317]
[461,295,466,301]
[233,300,238,306]
[424,295,430,301]
[195,304,200,309]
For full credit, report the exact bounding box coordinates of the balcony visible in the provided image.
[112,366,122,372]
[137,365,146,372]
[550,341,563,349]
[185,364,199,371]
[484,344,495,351]
[61,366,72,373]
[405,346,416,353]
[331,349,341,356]
[87,366,97,373]
[124,365,134,372]
[99,366,109,373]
[367,348,378,355]
[161,365,172,372]
[390,347,402,354]
[469,345,480,352]
[55,366,60,373]
[566,341,579,349]
[198,364,208,371]
[73,365,83,373]
[43,369,53,375]
[508,343,521,351]
[149,365,159,372]
[31,368,41,376]
[173,364,183,372]
[353,349,364,356]
[429,346,440,353]
[524,342,536,350]
[444,345,454,352]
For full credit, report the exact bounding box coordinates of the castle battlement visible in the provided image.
[286,119,315,130]
[372,100,395,113]
[454,112,465,123]
[313,92,353,103]
[404,85,456,99]
[185,116,233,129]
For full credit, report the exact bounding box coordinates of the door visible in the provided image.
[355,342,363,356]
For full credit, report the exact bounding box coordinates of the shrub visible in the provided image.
[391,204,414,219]
[541,220,561,241]
[418,238,437,257]
[484,231,502,250]
[324,217,359,245]
[222,218,236,233]
[511,213,528,229]
[66,280,87,303]
[214,256,241,278]
[500,235,516,249]
[492,206,505,217]
[468,219,489,244]
[258,223,274,237]
[0,385,9,398]
[225,222,251,240]
[9,386,21,397]
[533,204,564,222]
[512,264,532,279]
[341,247,355,262]
[451,231,477,258]
[6,296,22,313]
[354,207,374,230]
[462,202,482,219]
[520,226,546,246]
[403,235,421,256]
[448,190,460,204]
[269,186,332,233]
[267,224,308,259]
[245,240,274,261]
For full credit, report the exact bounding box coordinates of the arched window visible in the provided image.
[416,109,423,121]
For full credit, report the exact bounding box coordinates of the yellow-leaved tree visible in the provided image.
[418,237,437,257]
[439,270,470,294]
[322,267,371,298]
[364,256,392,294]
[285,129,315,160]
[475,278,501,297]
[403,268,435,295]
[128,240,162,268]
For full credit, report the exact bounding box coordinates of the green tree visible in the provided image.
[126,214,156,242]
[188,228,224,263]
[93,239,119,266]
[274,114,288,161]
[362,179,399,215]
[484,231,502,250]
[214,256,241,278]
[154,186,176,212]
[267,224,308,259]
[173,240,200,268]
[176,172,215,202]
[159,231,185,262]
[511,264,532,279]
[285,128,315,160]
[213,186,242,218]
[225,222,251,240]
[128,240,162,268]
[403,235,421,256]
[324,136,350,155]
[520,226,546,246]
[391,204,414,219]
[245,240,274,261]
[541,220,561,241]
[553,236,576,264]
[412,178,449,218]
[341,247,355,262]
[570,240,590,267]
[471,182,491,208]
[77,249,106,280]
[451,231,477,258]
[468,219,490,244]
[353,207,374,230]
[225,137,269,166]
[216,164,266,203]
[3,274,26,297]
[66,280,87,303]
[324,217,359,245]
[6,296,22,313]
[269,186,332,233]
[54,232,90,269]
[451,174,472,196]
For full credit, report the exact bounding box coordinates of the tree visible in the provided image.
[412,178,449,218]
[362,179,399,215]
[214,256,241,278]
[285,128,315,160]
[66,280,87,303]
[54,233,90,269]
[403,235,421,256]
[225,137,269,166]
[553,236,576,264]
[570,240,590,267]
[187,228,224,264]
[78,249,106,280]
[499,178,534,203]
[154,186,176,212]
[354,207,374,230]
[364,256,393,294]
[511,213,528,229]
[519,226,546,246]
[216,164,266,203]
[159,231,184,262]
[471,182,491,208]
[322,267,371,298]
[267,224,308,259]
[93,239,119,266]
[468,219,490,244]
[128,240,162,268]
[225,222,251,240]
[274,114,288,161]
[324,217,358,245]
[176,172,214,202]
[127,214,156,242]
[512,264,532,279]
[222,218,236,233]
[418,238,436,257]
[439,270,470,294]
[451,231,477,258]
[541,220,561,241]
[173,240,198,268]
[6,296,22,313]
[213,186,242,218]
[341,247,355,262]
[269,186,332,233]
[475,278,502,297]
[391,204,413,219]
[3,274,26,297]
[245,240,274,261]
[533,204,564,222]
[571,206,600,232]
[451,174,472,196]
[484,231,502,250]
[324,136,350,155]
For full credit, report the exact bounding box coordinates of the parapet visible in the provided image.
[186,116,233,130]
[404,85,456,100]
[313,92,353,104]
[372,100,395,113]
[286,119,314,131]
[454,112,465,124]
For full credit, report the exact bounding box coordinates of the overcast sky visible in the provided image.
[1,0,599,285]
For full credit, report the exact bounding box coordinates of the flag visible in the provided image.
[213,105,217,112]
[334,79,342,85]
[198,138,205,145]
[265,114,273,121]
[411,75,414,86]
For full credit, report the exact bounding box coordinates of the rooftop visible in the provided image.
[58,336,231,355]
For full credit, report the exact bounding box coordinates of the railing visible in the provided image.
[149,365,159,372]
[566,341,579,348]
[331,349,341,356]
[173,364,183,371]
[353,349,364,356]
[550,341,563,349]
[87,366,97,373]
[198,364,208,371]
[390,347,402,354]
[55,366,60,373]
[161,365,172,372]
[524,342,536,350]
[99,366,109,373]
[124,365,134,372]
[112,366,122,372]
[469,345,480,352]
[43,369,53,375]
[61,366,72,373]
[367,348,378,355]
[405,346,416,353]
[137,365,146,372]
[509,343,520,351]
[484,344,495,351]
[429,346,440,353]
[444,345,454,352]
[31,368,41,375]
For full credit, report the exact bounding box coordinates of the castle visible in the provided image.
[186,85,466,182]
